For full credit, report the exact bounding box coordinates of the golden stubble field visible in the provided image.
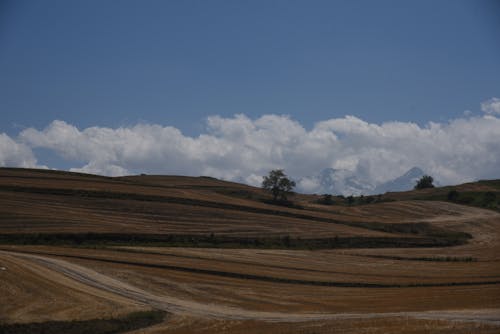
[0,168,499,333]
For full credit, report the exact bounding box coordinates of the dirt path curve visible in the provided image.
[2,250,499,325]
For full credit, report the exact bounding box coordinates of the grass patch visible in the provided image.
[0,310,166,334]
[214,188,260,200]
[478,179,500,190]
[261,198,304,209]
[408,189,500,211]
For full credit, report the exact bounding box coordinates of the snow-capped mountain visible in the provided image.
[296,167,427,196]
[372,167,425,194]
[297,168,374,196]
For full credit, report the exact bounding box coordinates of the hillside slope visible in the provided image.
[0,167,490,248]
[1,168,500,333]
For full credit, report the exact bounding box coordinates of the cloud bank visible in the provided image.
[481,97,500,115]
[0,98,499,193]
[0,133,39,168]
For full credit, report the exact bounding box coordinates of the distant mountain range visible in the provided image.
[372,167,426,194]
[297,167,426,196]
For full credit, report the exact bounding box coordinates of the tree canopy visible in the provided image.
[262,169,296,201]
[415,175,435,190]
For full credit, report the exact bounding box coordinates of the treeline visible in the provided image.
[317,193,394,206]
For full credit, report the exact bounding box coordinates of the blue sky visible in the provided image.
[0,0,500,190]
[2,0,499,133]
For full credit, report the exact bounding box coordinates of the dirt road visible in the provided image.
[2,249,499,325]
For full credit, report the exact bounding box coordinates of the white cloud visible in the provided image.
[481,97,500,115]
[297,177,322,193]
[70,162,129,177]
[14,103,500,192]
[0,133,39,168]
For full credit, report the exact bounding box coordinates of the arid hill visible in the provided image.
[1,168,499,333]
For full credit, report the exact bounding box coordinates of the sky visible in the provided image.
[1,0,500,192]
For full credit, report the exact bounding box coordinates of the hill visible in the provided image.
[1,168,499,334]
[0,167,485,248]
[380,178,500,211]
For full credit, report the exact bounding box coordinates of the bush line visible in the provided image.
[0,232,469,249]
[358,254,477,262]
[0,310,166,334]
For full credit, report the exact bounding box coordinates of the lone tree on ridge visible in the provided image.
[262,169,296,202]
[414,175,435,190]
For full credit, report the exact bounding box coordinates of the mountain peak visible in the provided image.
[403,167,425,178]
[373,167,426,194]
[298,168,374,196]
[297,167,428,196]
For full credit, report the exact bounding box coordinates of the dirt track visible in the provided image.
[2,249,499,325]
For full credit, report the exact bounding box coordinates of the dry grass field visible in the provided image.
[0,167,499,333]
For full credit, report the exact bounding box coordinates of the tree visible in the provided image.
[262,169,296,201]
[447,190,459,202]
[319,194,334,205]
[414,175,435,190]
[365,196,375,204]
[483,192,497,207]
[346,195,354,206]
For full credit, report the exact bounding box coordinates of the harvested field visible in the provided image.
[0,168,499,333]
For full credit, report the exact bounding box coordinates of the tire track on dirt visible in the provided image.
[2,250,499,325]
[4,248,500,288]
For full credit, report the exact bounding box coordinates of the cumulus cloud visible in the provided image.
[0,133,39,168]
[481,97,500,115]
[16,109,500,192]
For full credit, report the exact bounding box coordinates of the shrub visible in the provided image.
[447,190,459,202]
[415,175,435,190]
[319,194,334,205]
[346,195,354,206]
[483,192,497,207]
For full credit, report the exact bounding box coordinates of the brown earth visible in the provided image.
[0,167,499,333]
